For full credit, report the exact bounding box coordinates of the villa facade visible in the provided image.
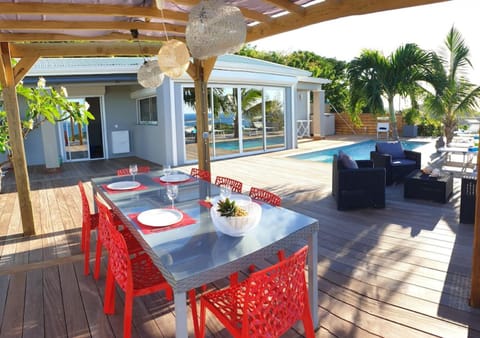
[9,55,329,168]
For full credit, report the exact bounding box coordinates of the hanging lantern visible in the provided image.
[157,40,190,79]
[137,60,165,88]
[186,0,246,60]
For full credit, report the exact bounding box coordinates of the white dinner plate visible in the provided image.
[160,173,191,183]
[106,181,141,191]
[137,208,183,227]
[211,194,252,207]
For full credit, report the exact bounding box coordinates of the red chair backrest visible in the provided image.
[94,196,116,251]
[105,213,132,292]
[244,245,309,336]
[116,166,150,176]
[78,181,93,228]
[215,176,243,193]
[249,187,281,206]
[190,168,211,182]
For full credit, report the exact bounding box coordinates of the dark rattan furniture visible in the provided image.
[370,141,421,185]
[332,154,386,210]
[460,175,476,224]
[404,170,453,203]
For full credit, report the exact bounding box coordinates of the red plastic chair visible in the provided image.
[214,176,242,193]
[249,187,281,207]
[93,196,143,280]
[198,246,314,338]
[78,181,99,276]
[190,167,211,182]
[116,166,150,176]
[99,205,171,338]
[99,200,199,338]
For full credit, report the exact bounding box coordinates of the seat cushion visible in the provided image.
[391,158,417,166]
[338,150,358,169]
[376,141,405,159]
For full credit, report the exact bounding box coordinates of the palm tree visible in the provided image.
[348,43,435,139]
[423,26,480,144]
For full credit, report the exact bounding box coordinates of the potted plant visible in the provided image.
[402,108,420,137]
[210,198,261,237]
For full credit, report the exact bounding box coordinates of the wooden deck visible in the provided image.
[1,139,480,337]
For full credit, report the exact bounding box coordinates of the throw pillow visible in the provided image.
[338,150,358,169]
[376,141,405,159]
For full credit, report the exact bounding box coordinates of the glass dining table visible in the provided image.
[91,169,319,337]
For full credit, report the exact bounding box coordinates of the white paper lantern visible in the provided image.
[157,39,190,79]
[137,60,165,88]
[186,0,246,60]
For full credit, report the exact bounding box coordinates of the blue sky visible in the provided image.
[254,0,480,84]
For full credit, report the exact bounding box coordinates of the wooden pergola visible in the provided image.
[6,0,477,307]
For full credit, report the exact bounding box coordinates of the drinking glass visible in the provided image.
[220,184,232,200]
[129,164,138,181]
[163,164,172,176]
[166,184,178,208]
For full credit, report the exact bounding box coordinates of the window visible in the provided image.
[138,97,157,125]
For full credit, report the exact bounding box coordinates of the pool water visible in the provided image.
[290,140,428,163]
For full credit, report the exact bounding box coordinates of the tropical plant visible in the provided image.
[238,45,349,112]
[347,43,435,139]
[422,26,480,143]
[0,79,93,166]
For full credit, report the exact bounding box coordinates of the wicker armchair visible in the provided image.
[332,154,386,210]
[370,141,421,185]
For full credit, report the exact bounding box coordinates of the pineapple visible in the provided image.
[216,198,248,217]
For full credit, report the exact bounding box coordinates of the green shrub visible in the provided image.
[417,117,442,136]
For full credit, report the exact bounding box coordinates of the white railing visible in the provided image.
[296,120,311,138]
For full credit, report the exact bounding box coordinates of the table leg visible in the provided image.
[308,231,319,329]
[174,291,188,338]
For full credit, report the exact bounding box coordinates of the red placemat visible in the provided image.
[152,176,196,186]
[128,209,196,234]
[101,183,148,194]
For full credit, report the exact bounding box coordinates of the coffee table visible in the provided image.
[404,169,453,203]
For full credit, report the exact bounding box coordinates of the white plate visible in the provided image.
[160,173,191,183]
[211,194,252,208]
[106,181,141,191]
[137,208,183,227]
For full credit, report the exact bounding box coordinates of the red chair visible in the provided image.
[198,246,314,338]
[78,181,99,276]
[249,187,281,207]
[93,196,143,280]
[214,176,242,193]
[98,198,199,338]
[190,167,211,182]
[116,166,150,176]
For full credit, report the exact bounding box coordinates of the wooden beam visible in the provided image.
[9,42,164,58]
[0,31,175,43]
[247,0,448,42]
[13,56,39,86]
[0,20,186,35]
[263,0,305,16]
[0,42,36,236]
[169,0,273,23]
[189,58,218,174]
[0,3,188,22]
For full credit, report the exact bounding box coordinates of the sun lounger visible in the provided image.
[438,146,478,170]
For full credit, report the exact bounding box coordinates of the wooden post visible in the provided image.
[470,129,480,307]
[0,42,35,236]
[187,58,216,173]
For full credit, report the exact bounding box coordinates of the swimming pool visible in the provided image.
[289,140,429,163]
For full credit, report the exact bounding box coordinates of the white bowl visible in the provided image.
[210,202,262,237]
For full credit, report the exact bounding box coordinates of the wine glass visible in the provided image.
[129,164,138,181]
[166,184,178,208]
[163,164,172,177]
[220,184,232,200]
